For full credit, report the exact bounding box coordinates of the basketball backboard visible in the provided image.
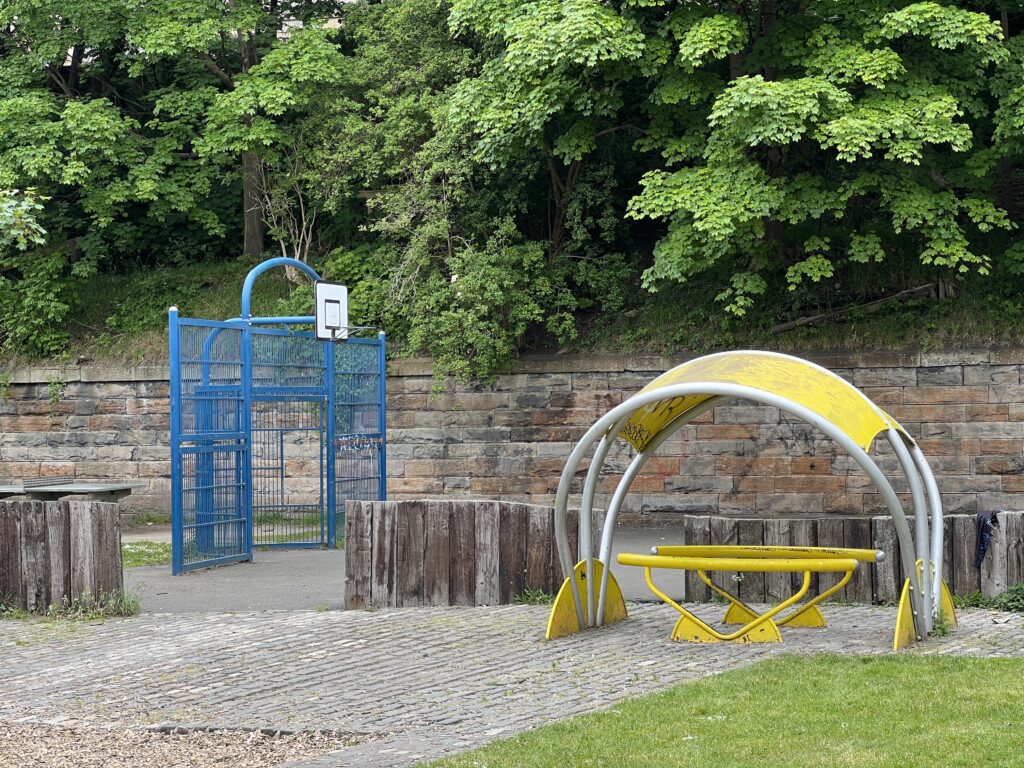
[315,281,348,341]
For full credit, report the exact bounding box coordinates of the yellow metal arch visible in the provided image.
[618,351,910,453]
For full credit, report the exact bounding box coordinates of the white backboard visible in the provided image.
[315,281,349,341]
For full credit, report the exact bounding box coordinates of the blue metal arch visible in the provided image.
[240,257,322,319]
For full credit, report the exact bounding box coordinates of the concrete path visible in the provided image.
[122,526,689,614]
[126,550,346,613]
[2,602,1021,767]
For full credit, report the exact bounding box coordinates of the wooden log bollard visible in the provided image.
[344,499,603,610]
[0,500,122,612]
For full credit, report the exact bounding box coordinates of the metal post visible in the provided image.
[325,335,337,546]
[377,331,388,502]
[241,323,254,561]
[595,398,723,625]
[889,430,932,634]
[169,307,183,575]
[911,444,946,617]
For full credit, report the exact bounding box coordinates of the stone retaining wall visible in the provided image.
[2,349,1024,519]
[387,349,1024,520]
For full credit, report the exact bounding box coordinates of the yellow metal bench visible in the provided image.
[616,545,884,643]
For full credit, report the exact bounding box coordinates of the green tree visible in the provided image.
[0,1,346,351]
[310,0,632,379]
[450,0,1019,317]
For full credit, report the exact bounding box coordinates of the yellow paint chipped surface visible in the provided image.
[619,351,909,452]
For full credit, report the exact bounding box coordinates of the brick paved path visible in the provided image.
[1,603,1021,767]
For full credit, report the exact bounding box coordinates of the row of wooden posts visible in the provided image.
[344,500,604,609]
[344,500,1024,608]
[667,512,1022,605]
[0,501,123,611]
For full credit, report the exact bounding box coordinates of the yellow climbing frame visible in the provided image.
[547,350,947,649]
[616,546,880,643]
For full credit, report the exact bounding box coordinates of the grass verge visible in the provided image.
[1,590,140,622]
[427,655,1024,768]
[122,541,173,568]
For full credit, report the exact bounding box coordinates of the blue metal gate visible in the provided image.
[169,258,386,574]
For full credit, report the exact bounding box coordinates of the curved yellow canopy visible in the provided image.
[618,351,908,452]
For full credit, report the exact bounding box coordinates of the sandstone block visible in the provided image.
[852,367,918,387]
[774,475,846,493]
[713,405,780,424]
[920,350,989,366]
[979,439,1023,455]
[792,457,831,474]
[990,384,1024,405]
[916,366,963,386]
[972,457,1024,475]
[859,386,905,404]
[904,386,987,404]
[715,456,792,476]
[756,493,823,514]
[964,364,1021,385]
[734,476,775,493]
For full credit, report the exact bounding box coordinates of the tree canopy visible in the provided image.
[3,1,1024,376]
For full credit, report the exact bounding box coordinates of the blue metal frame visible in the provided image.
[169,257,386,574]
[169,307,182,575]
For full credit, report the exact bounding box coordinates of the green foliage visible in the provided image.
[954,583,1024,613]
[0,1,344,356]
[513,588,555,605]
[0,189,46,251]
[8,0,1024,379]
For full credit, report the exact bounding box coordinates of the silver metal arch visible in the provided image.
[553,382,930,639]
[910,444,945,616]
[888,429,933,634]
[577,419,631,627]
[594,397,726,625]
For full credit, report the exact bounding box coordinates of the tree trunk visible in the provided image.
[548,158,581,259]
[242,151,264,258]
[240,33,263,259]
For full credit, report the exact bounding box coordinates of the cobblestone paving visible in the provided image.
[1,603,1021,767]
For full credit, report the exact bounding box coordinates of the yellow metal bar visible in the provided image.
[618,552,858,573]
[653,545,882,562]
[777,568,853,626]
[696,569,761,625]
[697,566,854,629]
[643,567,812,642]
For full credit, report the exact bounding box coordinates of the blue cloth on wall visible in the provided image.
[972,510,1001,569]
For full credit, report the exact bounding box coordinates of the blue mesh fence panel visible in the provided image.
[334,340,384,536]
[172,321,249,572]
[250,329,327,547]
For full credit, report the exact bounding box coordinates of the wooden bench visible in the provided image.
[0,478,144,502]
[617,545,884,643]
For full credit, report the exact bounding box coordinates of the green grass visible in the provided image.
[1,590,140,622]
[124,511,172,527]
[122,541,172,568]
[427,655,1024,768]
[513,587,555,605]
[11,255,300,366]
[254,509,322,527]
[12,250,1024,369]
[577,280,1024,358]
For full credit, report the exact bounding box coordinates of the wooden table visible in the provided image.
[0,483,144,502]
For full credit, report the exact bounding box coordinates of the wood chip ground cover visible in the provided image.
[0,724,368,767]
